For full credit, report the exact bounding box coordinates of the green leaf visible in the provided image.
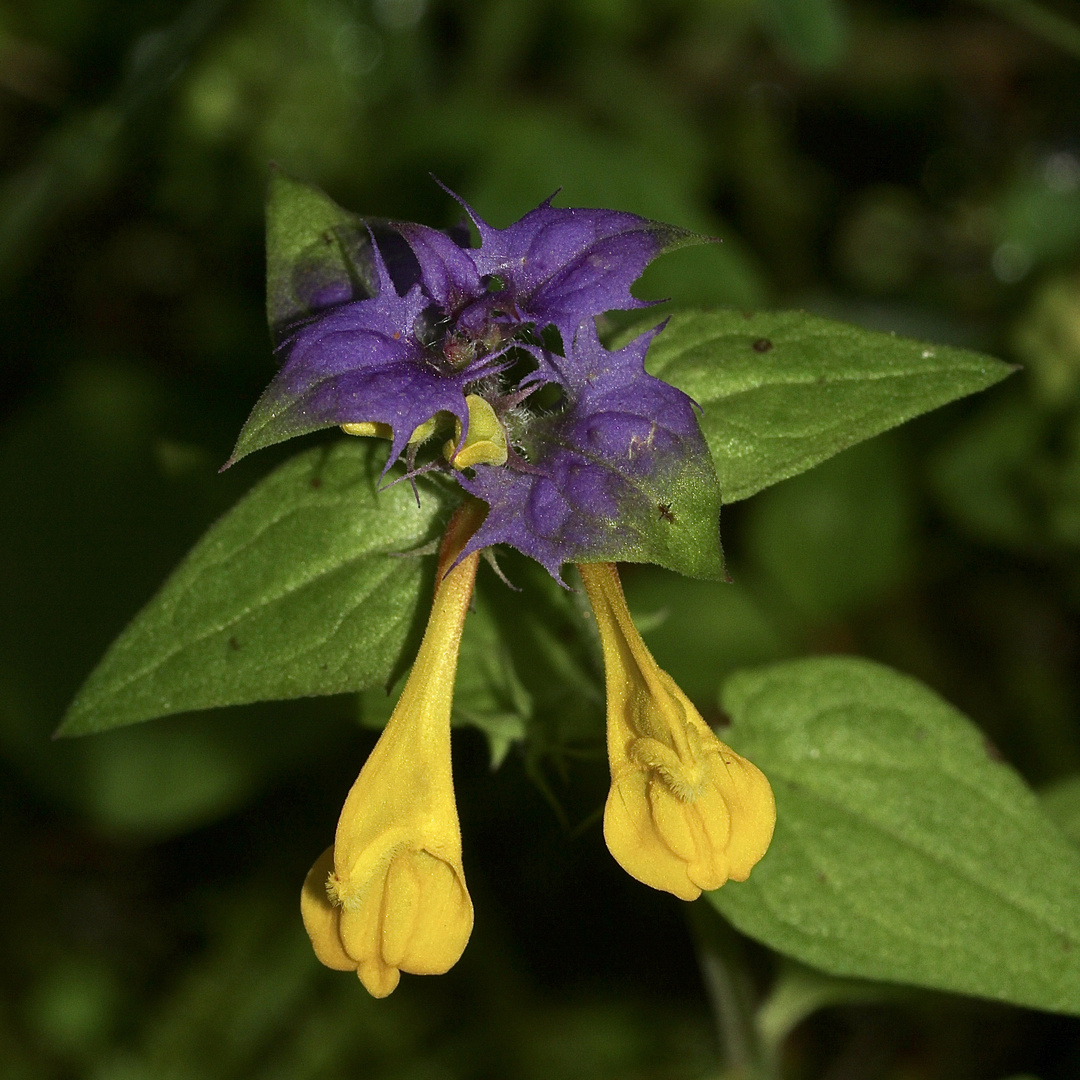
[710,656,1080,1014]
[453,588,531,768]
[59,440,455,736]
[565,429,725,581]
[645,310,1016,505]
[1041,775,1080,848]
[265,168,373,339]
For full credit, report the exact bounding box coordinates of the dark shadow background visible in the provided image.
[3,1,1080,1077]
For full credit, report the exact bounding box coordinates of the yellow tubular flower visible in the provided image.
[301,503,485,997]
[577,562,775,901]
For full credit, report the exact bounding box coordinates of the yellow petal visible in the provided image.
[299,847,355,971]
[341,416,439,444]
[341,421,393,439]
[710,749,776,882]
[443,394,508,468]
[379,851,424,968]
[604,767,701,901]
[578,562,776,900]
[357,960,401,999]
[383,850,473,974]
[337,863,402,997]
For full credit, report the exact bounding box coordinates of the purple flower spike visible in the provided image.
[453,191,697,351]
[231,175,723,581]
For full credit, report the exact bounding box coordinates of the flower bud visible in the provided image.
[301,511,482,996]
[577,562,775,900]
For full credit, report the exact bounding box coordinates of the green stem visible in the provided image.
[755,960,898,1073]
[688,902,777,1080]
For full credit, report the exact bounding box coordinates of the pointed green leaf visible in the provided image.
[709,657,1080,1014]
[60,440,455,736]
[265,168,374,339]
[645,310,1016,504]
[1041,775,1080,848]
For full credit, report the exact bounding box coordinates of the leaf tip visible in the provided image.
[52,706,87,740]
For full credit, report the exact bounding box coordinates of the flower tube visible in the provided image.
[300,504,483,996]
[577,562,775,901]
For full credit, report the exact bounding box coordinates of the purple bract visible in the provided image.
[231,185,722,579]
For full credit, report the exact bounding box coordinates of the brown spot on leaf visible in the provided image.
[752,338,773,353]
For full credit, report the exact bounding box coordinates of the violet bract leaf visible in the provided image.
[231,174,723,582]
[457,320,724,581]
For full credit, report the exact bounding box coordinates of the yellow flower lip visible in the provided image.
[340,398,509,472]
[301,501,486,996]
[341,415,439,445]
[341,420,393,440]
[443,394,508,469]
[577,562,775,901]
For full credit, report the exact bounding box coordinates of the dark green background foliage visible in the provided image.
[4,1,1080,1078]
